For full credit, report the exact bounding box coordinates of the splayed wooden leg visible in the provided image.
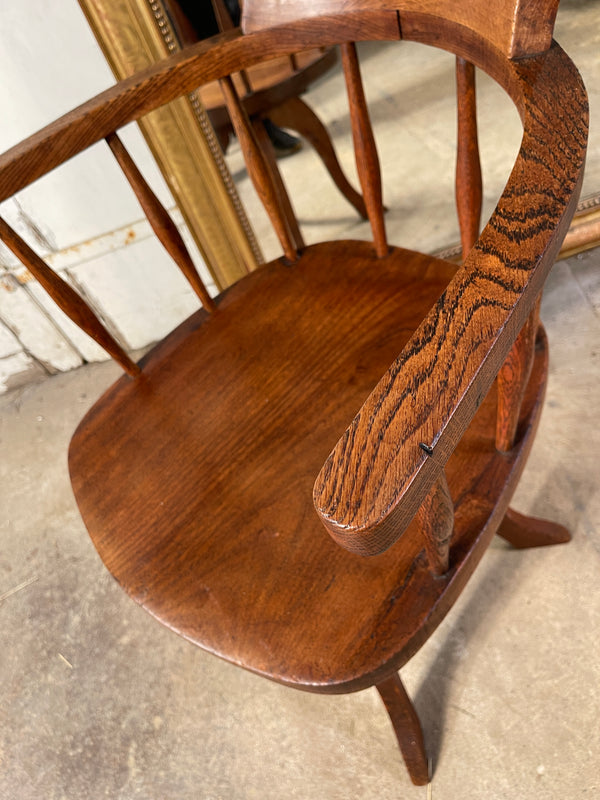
[497,507,571,549]
[270,97,368,219]
[376,673,429,786]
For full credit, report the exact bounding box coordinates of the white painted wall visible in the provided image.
[0,1,210,393]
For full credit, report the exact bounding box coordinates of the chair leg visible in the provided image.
[497,507,571,549]
[376,673,430,786]
[269,96,368,219]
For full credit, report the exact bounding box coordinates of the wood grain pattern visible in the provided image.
[2,5,585,788]
[69,241,549,693]
[242,0,560,57]
[341,42,388,257]
[0,22,400,206]
[0,217,139,376]
[455,57,482,259]
[376,673,429,786]
[106,132,216,313]
[314,43,587,556]
[496,298,541,452]
[416,471,453,576]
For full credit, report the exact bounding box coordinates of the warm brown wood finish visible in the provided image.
[250,117,305,253]
[498,507,571,549]
[2,3,586,791]
[376,674,429,785]
[106,132,216,313]
[219,74,299,261]
[242,0,560,58]
[416,471,453,577]
[166,0,366,223]
[496,299,541,453]
[314,43,587,557]
[341,42,388,257]
[455,58,482,259]
[268,96,368,219]
[0,217,139,376]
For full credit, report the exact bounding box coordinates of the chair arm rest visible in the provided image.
[313,42,587,556]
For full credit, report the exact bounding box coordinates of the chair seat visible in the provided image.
[69,241,547,693]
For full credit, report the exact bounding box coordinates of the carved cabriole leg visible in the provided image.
[496,296,541,453]
[417,471,454,576]
[376,673,429,787]
[269,96,368,219]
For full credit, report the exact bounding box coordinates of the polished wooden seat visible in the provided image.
[68,241,549,691]
[0,0,587,789]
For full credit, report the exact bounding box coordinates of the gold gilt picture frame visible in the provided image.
[78,0,262,290]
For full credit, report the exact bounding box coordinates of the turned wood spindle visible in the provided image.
[251,118,305,252]
[455,57,482,258]
[0,216,139,376]
[106,132,216,313]
[210,0,253,93]
[416,470,454,576]
[341,42,388,258]
[219,75,299,262]
[496,297,541,452]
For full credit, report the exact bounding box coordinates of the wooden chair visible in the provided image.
[0,0,587,788]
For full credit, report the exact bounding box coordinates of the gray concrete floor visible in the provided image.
[2,5,600,799]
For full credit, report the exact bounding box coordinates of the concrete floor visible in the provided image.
[1,4,600,799]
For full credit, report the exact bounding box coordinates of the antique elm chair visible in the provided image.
[0,0,587,788]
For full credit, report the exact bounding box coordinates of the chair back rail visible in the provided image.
[242,0,560,59]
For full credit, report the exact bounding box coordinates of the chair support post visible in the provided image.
[376,673,429,786]
[496,297,541,452]
[416,470,454,576]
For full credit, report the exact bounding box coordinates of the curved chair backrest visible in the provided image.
[242,0,560,58]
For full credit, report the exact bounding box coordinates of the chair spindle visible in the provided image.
[340,42,388,258]
[0,216,139,376]
[496,297,541,452]
[455,57,482,258]
[416,470,454,576]
[106,132,216,313]
[219,75,300,262]
[210,0,253,93]
[251,118,305,252]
